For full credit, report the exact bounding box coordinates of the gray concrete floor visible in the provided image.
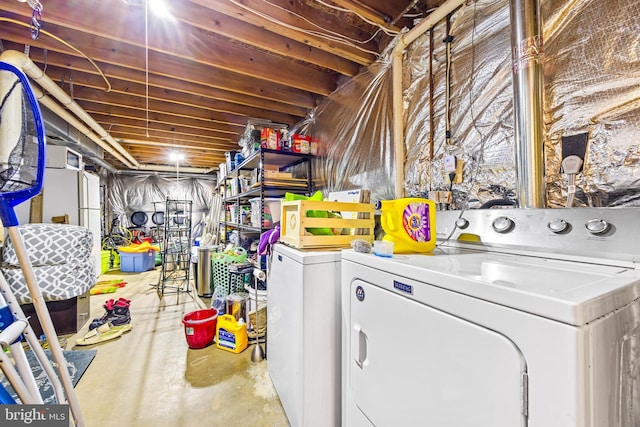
[65,268,289,427]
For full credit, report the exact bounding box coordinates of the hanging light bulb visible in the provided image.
[150,0,176,21]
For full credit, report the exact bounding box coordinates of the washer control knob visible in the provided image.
[585,219,610,235]
[455,217,469,229]
[492,216,514,233]
[547,218,569,234]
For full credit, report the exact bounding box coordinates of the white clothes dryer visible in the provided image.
[342,208,640,427]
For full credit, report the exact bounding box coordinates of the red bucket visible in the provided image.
[182,308,218,349]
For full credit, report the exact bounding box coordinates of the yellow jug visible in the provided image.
[216,314,248,354]
[377,198,437,253]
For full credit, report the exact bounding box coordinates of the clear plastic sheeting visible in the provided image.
[543,0,640,207]
[107,173,216,228]
[299,0,517,207]
[293,59,396,203]
[296,0,640,208]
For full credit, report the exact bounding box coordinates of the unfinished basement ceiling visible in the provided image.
[0,0,446,173]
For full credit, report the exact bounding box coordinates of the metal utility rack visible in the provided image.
[219,148,313,247]
[154,198,193,298]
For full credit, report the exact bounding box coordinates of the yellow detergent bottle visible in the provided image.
[216,314,248,354]
[377,198,437,253]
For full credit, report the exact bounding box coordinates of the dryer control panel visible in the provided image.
[436,207,640,267]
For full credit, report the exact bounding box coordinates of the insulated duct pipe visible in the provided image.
[509,0,545,208]
[135,163,217,174]
[391,0,466,198]
[41,106,105,159]
[0,50,217,174]
[0,50,140,168]
[30,85,137,169]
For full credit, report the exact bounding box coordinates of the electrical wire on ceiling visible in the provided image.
[313,0,402,37]
[263,0,389,45]
[145,0,150,138]
[228,0,380,56]
[0,18,112,92]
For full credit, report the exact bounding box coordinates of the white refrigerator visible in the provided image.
[16,168,102,277]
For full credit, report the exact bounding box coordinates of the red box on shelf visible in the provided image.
[260,127,281,150]
[292,134,311,153]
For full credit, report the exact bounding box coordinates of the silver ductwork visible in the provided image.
[510,0,545,208]
[40,106,103,159]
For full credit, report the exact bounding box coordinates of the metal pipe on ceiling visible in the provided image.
[115,169,216,180]
[30,84,137,169]
[135,163,216,174]
[0,50,217,175]
[510,0,545,208]
[391,0,467,198]
[0,50,140,168]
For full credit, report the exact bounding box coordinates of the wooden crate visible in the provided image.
[280,200,375,249]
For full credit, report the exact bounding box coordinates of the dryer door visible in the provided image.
[349,279,526,426]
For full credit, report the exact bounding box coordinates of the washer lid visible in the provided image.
[273,243,342,264]
[342,249,640,326]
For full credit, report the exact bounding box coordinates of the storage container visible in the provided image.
[215,314,248,353]
[101,250,111,274]
[183,308,218,349]
[101,249,120,271]
[249,197,282,228]
[119,250,156,272]
[225,292,249,323]
[229,204,239,224]
[378,198,437,254]
[225,150,238,172]
[218,162,227,179]
[260,127,280,150]
[279,200,375,249]
[211,250,248,297]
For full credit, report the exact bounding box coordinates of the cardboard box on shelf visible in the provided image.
[264,170,293,179]
[292,134,311,153]
[260,128,281,150]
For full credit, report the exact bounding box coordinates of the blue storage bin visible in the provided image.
[119,250,156,272]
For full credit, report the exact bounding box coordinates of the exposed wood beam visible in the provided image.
[92,114,239,142]
[190,0,378,65]
[111,129,238,148]
[118,138,229,152]
[78,100,247,129]
[0,0,359,76]
[94,121,237,145]
[174,1,361,76]
[120,146,224,163]
[41,64,310,118]
[0,7,337,95]
[5,42,318,109]
[327,0,415,29]
[82,105,245,135]
[326,0,396,28]
[69,86,299,125]
[0,0,361,75]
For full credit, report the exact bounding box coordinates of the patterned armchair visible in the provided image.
[1,223,96,334]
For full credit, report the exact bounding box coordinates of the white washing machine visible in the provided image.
[268,243,342,427]
[342,208,640,427]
